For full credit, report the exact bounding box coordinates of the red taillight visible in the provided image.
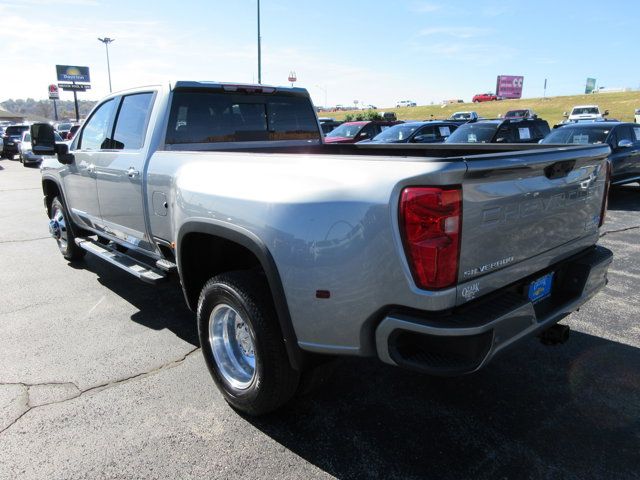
[599,160,611,227]
[399,186,462,290]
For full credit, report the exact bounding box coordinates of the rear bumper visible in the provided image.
[375,245,613,375]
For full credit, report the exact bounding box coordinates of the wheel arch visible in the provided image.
[177,220,304,370]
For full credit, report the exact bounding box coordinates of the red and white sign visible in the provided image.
[496,75,524,99]
[48,84,59,100]
[288,71,297,83]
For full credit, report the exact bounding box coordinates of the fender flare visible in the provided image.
[177,220,304,370]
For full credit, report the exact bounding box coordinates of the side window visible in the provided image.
[616,125,635,143]
[633,126,640,142]
[359,124,377,139]
[416,126,437,142]
[112,93,154,150]
[79,99,116,150]
[495,126,514,143]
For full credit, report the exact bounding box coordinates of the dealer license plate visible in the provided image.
[528,272,554,302]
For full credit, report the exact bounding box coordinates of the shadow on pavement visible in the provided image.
[65,235,639,478]
[250,332,640,479]
[70,255,199,347]
[608,184,640,212]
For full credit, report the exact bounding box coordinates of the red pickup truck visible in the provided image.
[472,93,501,103]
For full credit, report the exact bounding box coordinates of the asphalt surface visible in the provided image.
[0,158,639,480]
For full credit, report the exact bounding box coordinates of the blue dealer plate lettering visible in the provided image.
[528,272,554,302]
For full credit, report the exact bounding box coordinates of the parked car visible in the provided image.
[446,118,550,144]
[541,122,640,186]
[66,124,81,141]
[1,124,30,159]
[634,109,640,123]
[448,111,479,121]
[396,100,417,107]
[361,121,459,144]
[30,80,612,416]
[472,93,500,102]
[324,120,400,143]
[55,122,73,139]
[565,105,608,122]
[378,112,398,121]
[19,130,64,166]
[318,117,343,136]
[504,109,536,119]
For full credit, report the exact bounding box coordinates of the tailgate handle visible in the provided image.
[544,160,576,179]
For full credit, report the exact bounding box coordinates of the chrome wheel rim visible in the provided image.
[209,303,256,390]
[49,205,68,251]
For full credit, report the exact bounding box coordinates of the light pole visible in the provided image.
[257,0,262,84]
[97,37,115,92]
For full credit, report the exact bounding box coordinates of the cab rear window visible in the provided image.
[165,91,320,144]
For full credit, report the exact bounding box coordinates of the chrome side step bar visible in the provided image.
[75,238,167,285]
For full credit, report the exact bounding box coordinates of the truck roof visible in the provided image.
[171,80,309,96]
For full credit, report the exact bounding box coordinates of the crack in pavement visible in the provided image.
[600,225,640,238]
[0,347,200,435]
[0,236,50,244]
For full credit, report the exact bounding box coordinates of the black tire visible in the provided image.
[50,196,86,261]
[197,271,299,415]
[7,154,14,160]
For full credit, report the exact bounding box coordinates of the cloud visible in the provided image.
[409,1,442,13]
[418,26,492,39]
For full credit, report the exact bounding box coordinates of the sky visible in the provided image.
[0,0,638,108]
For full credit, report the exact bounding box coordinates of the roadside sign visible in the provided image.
[48,84,59,99]
[585,78,596,94]
[496,75,524,99]
[58,83,91,91]
[56,65,91,83]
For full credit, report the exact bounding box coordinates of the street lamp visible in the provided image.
[97,37,115,93]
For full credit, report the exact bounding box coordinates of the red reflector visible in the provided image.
[315,290,331,299]
[399,186,462,290]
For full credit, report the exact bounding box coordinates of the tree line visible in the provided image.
[1,98,98,121]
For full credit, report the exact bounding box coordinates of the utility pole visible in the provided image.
[98,37,115,92]
[257,0,262,84]
[543,78,547,99]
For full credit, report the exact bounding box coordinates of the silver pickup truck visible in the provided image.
[31,81,613,415]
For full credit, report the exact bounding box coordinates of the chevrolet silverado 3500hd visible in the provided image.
[31,81,613,415]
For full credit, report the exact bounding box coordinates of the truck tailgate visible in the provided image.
[459,145,610,285]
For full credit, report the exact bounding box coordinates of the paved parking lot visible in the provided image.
[0,158,638,479]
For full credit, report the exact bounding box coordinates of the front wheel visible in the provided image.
[49,196,86,261]
[197,271,299,415]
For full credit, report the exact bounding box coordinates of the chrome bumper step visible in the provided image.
[75,238,167,285]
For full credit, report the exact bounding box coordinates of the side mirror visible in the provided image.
[617,139,633,149]
[56,143,75,165]
[603,110,610,116]
[563,112,569,118]
[31,123,56,156]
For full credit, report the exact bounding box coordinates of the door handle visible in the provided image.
[127,167,140,178]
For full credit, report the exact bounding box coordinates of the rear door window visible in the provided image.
[112,92,155,150]
[166,91,319,144]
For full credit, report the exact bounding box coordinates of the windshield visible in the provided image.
[446,123,498,143]
[372,124,420,142]
[541,126,609,144]
[56,123,72,131]
[571,107,599,115]
[450,113,471,120]
[506,110,527,117]
[326,123,363,138]
[6,126,29,137]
